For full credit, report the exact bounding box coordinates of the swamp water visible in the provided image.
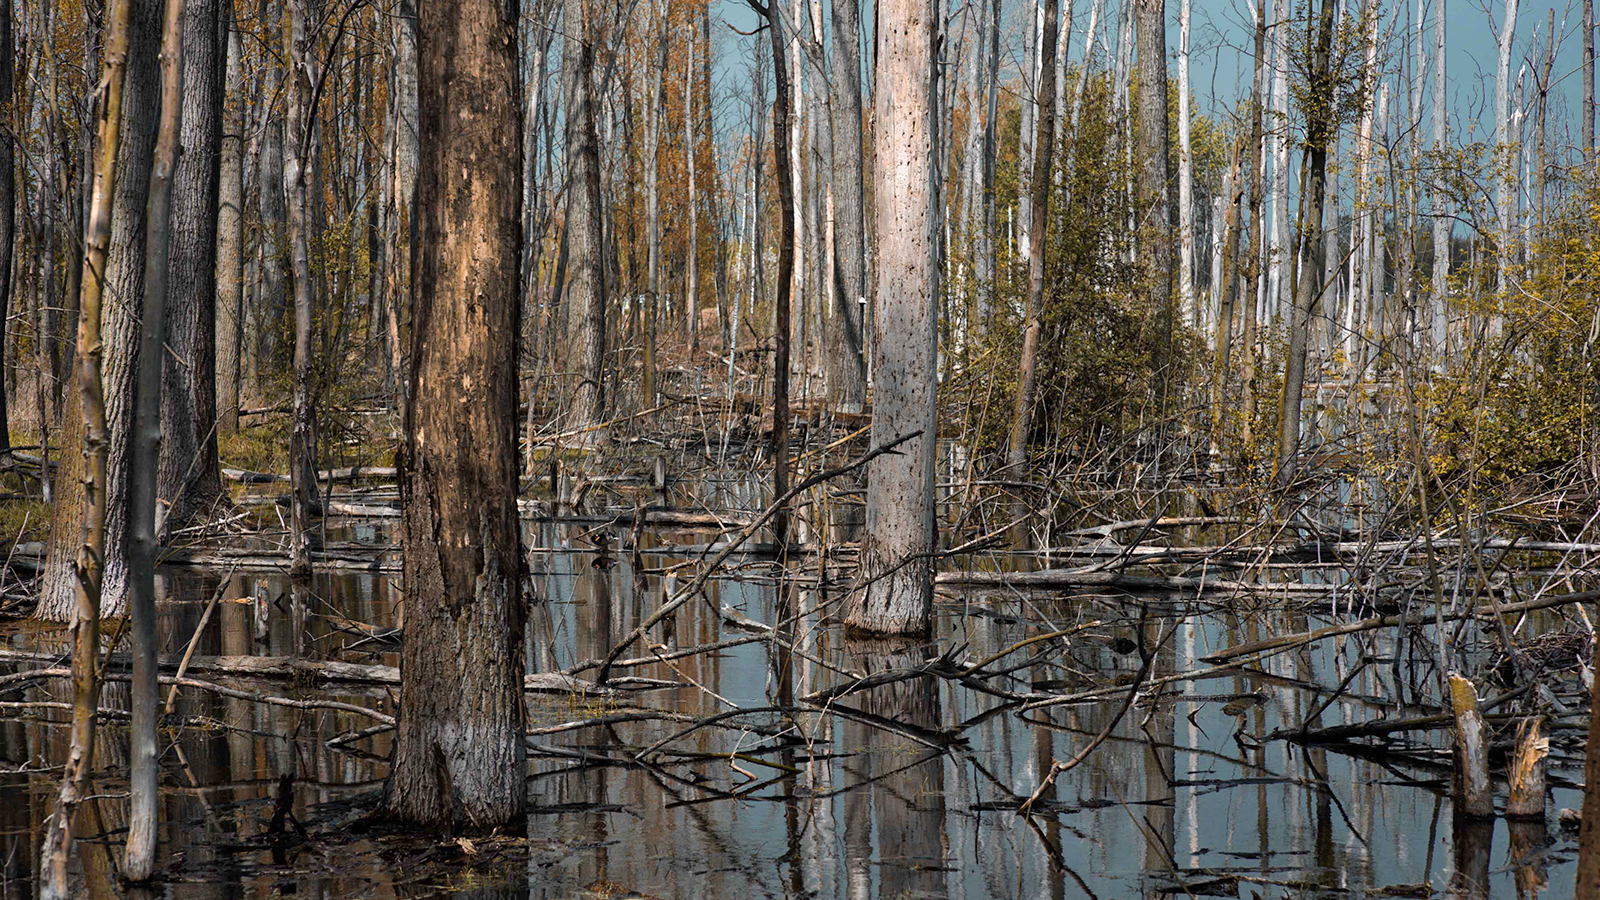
[0,514,1585,899]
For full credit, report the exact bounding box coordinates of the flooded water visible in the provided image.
[0,510,1585,899]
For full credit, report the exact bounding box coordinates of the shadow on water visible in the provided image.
[0,505,1585,898]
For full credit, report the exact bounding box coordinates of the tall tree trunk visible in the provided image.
[643,0,663,406]
[285,0,318,578]
[1005,0,1058,480]
[1240,0,1267,446]
[1586,0,1595,161]
[563,0,606,432]
[1017,0,1041,265]
[1177,0,1195,328]
[1274,0,1336,486]
[763,0,794,545]
[382,0,526,829]
[386,0,418,417]
[828,0,867,412]
[0,0,13,462]
[846,0,941,636]
[685,19,700,355]
[158,0,224,532]
[1136,0,1173,395]
[216,7,243,435]
[1495,0,1519,309]
[126,0,186,876]
[38,0,134,887]
[250,0,287,408]
[1431,0,1449,354]
[37,0,161,623]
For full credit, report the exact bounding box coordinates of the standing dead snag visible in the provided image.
[845,0,938,637]
[382,0,527,829]
[1447,673,1493,818]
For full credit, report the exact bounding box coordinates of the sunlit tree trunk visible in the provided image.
[38,0,134,887]
[643,0,664,406]
[38,0,161,623]
[1177,0,1195,328]
[1431,0,1449,354]
[1494,0,1519,314]
[685,19,700,355]
[846,0,941,636]
[382,0,526,830]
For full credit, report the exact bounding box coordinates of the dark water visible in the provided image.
[0,515,1582,899]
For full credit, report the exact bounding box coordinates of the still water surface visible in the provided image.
[0,517,1580,899]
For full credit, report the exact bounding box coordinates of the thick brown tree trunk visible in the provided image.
[158,0,225,531]
[845,0,939,636]
[382,0,526,829]
[285,0,319,577]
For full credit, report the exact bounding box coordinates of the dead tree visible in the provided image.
[846,0,939,636]
[381,0,527,829]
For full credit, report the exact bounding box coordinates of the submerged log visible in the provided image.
[1448,673,1494,818]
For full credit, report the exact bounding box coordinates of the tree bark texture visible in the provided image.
[828,0,867,412]
[158,0,224,532]
[126,0,187,875]
[1135,0,1173,391]
[382,0,527,830]
[215,10,244,435]
[38,0,161,623]
[562,0,606,433]
[847,0,939,636]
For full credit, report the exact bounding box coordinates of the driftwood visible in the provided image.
[0,648,635,696]
[222,465,398,484]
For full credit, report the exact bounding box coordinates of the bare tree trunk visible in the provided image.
[159,0,224,532]
[1017,0,1041,265]
[285,0,319,578]
[382,0,526,829]
[1495,0,1519,310]
[0,0,13,461]
[685,19,700,355]
[250,1,285,408]
[828,0,867,412]
[1274,0,1336,487]
[216,8,243,435]
[1005,0,1058,480]
[563,0,606,432]
[386,0,418,418]
[38,0,134,886]
[761,0,794,544]
[38,0,161,623]
[1586,0,1595,161]
[1431,0,1449,354]
[845,0,941,636]
[1177,0,1195,328]
[1136,0,1173,395]
[643,0,664,406]
[1240,0,1267,446]
[125,0,186,876]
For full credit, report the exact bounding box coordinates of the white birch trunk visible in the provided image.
[1178,0,1195,327]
